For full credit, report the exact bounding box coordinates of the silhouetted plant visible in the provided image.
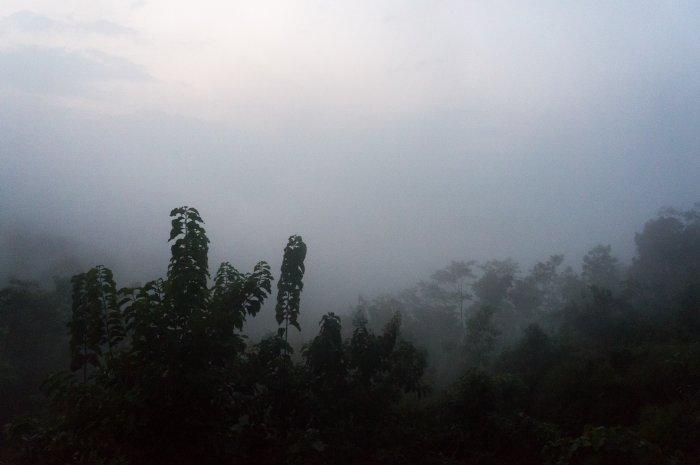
[13,207,298,465]
[276,235,307,343]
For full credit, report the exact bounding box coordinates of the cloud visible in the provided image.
[0,46,151,96]
[0,0,697,314]
[0,10,136,36]
[77,19,137,36]
[0,10,62,34]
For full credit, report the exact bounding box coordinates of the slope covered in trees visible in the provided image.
[1,204,699,464]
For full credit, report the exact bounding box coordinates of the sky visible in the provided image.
[1,1,699,321]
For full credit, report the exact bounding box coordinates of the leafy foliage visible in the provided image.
[276,235,307,339]
[421,260,474,326]
[582,245,621,291]
[3,204,700,465]
[3,207,284,465]
[0,278,69,431]
[69,266,123,374]
[464,305,501,367]
[545,426,668,465]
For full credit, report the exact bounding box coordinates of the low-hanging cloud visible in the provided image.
[0,10,137,37]
[0,1,698,317]
[0,46,151,96]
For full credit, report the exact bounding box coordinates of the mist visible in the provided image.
[2,2,699,314]
[1,2,699,464]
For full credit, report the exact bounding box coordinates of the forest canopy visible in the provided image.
[1,203,699,465]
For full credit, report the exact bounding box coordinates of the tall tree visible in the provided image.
[582,245,620,291]
[165,206,210,339]
[422,260,475,327]
[472,259,519,308]
[276,235,307,343]
[30,207,285,465]
[69,266,123,377]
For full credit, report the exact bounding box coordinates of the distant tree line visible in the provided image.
[1,203,699,464]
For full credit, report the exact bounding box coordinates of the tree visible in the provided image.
[304,312,344,389]
[472,259,518,308]
[582,244,620,291]
[69,266,123,378]
[630,205,700,303]
[464,306,501,367]
[0,278,69,429]
[421,261,475,327]
[275,235,307,344]
[301,310,427,458]
[510,255,565,319]
[165,206,210,336]
[11,207,286,465]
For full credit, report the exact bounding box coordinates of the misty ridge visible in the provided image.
[1,202,699,465]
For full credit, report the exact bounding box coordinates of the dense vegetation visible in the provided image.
[1,204,699,464]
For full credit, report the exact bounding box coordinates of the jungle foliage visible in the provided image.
[1,204,699,464]
[0,207,426,465]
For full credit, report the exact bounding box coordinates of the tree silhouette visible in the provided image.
[275,235,307,344]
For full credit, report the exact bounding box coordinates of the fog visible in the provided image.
[1,1,699,322]
[3,4,700,464]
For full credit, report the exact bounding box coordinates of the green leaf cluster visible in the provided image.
[276,235,306,337]
[10,207,299,465]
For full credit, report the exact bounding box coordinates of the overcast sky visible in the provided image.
[1,1,699,318]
